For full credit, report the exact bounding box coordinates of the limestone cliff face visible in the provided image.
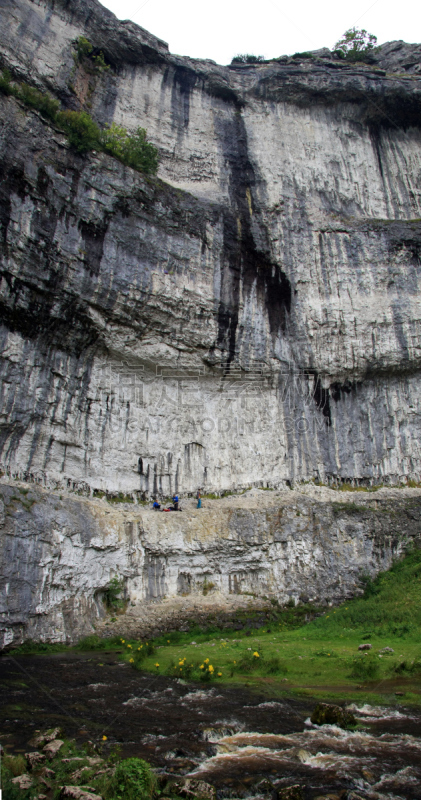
[1,0,421,495]
[1,481,421,648]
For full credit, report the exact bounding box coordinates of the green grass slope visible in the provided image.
[121,547,421,706]
[14,548,421,707]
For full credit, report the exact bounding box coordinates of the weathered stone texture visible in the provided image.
[1,481,420,647]
[1,2,421,645]
[0,1,421,493]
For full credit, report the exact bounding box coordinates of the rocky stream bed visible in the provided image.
[1,651,421,799]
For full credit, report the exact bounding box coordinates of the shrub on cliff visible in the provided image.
[18,83,60,120]
[101,123,159,175]
[0,68,13,95]
[74,35,110,73]
[0,71,159,175]
[102,576,125,610]
[333,27,378,62]
[57,109,102,153]
[231,54,265,64]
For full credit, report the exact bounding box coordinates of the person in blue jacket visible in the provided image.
[172,494,179,511]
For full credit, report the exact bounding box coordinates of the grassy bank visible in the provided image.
[12,549,421,706]
[118,548,421,705]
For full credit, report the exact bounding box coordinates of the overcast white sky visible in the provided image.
[98,0,420,65]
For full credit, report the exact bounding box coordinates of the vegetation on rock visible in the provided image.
[0,70,159,175]
[8,548,421,706]
[310,701,356,728]
[74,35,111,73]
[106,757,157,800]
[230,54,265,64]
[103,577,125,611]
[115,547,421,705]
[0,732,164,800]
[334,27,378,62]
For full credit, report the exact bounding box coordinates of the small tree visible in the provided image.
[334,27,378,62]
[58,110,101,153]
[103,576,125,610]
[231,54,265,65]
[101,123,159,175]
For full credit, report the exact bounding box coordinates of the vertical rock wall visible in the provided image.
[1,482,420,647]
[0,0,421,493]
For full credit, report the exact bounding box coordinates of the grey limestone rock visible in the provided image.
[1,0,421,644]
[0,1,421,496]
[1,481,420,646]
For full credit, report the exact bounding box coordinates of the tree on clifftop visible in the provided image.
[334,27,378,61]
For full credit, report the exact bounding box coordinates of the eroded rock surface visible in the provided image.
[1,480,420,646]
[0,0,421,496]
[1,1,421,645]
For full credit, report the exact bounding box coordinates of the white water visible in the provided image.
[190,705,421,799]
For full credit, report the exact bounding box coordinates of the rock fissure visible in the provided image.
[2,0,421,643]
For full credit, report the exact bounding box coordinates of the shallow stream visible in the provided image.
[1,652,420,799]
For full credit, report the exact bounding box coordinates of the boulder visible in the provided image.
[314,795,346,800]
[28,731,47,748]
[314,796,342,800]
[29,727,61,748]
[62,758,85,763]
[358,643,372,651]
[43,739,64,759]
[169,778,216,800]
[310,703,356,728]
[26,751,46,769]
[60,788,103,800]
[12,774,33,789]
[44,727,62,742]
[71,767,91,782]
[40,767,56,779]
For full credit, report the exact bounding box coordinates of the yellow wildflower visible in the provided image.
[121,639,125,643]
[218,672,222,677]
[208,665,214,673]
[102,735,107,741]
[199,664,204,669]
[155,662,159,668]
[233,660,236,664]
[129,657,134,663]
[127,644,132,648]
[204,658,209,664]
[253,651,260,658]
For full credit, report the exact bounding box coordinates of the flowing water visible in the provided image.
[1,652,420,799]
